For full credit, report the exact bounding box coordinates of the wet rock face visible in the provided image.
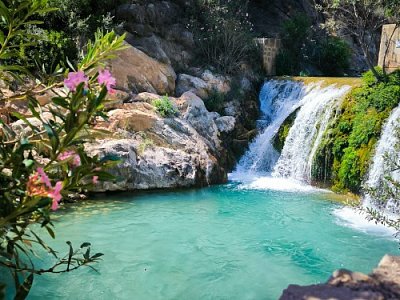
[279,255,400,300]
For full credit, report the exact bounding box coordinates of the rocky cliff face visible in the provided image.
[115,0,195,72]
[86,92,234,191]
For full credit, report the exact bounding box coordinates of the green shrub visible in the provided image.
[276,14,311,75]
[153,96,178,117]
[189,0,260,74]
[276,49,297,76]
[25,28,78,72]
[318,36,351,76]
[276,14,352,76]
[203,89,226,113]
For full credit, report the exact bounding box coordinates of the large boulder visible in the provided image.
[175,70,231,98]
[175,74,209,99]
[86,92,232,191]
[109,43,176,95]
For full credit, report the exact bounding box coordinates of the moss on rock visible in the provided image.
[311,69,400,194]
[273,108,299,153]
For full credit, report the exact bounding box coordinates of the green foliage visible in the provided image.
[0,1,126,296]
[45,0,120,38]
[0,0,57,80]
[152,95,177,118]
[318,0,396,80]
[312,70,400,193]
[317,37,351,76]
[189,0,260,75]
[203,88,226,113]
[276,49,297,76]
[282,14,311,53]
[24,27,78,72]
[276,14,352,76]
[276,14,311,76]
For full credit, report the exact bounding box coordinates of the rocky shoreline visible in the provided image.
[280,255,400,300]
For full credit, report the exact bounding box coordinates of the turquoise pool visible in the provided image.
[23,178,398,300]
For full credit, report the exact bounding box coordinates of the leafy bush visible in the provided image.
[0,1,127,296]
[189,0,260,75]
[276,14,351,76]
[25,28,78,72]
[152,96,177,117]
[276,49,297,76]
[276,14,311,76]
[317,36,351,76]
[312,70,400,193]
[203,89,226,114]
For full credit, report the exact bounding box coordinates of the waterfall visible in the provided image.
[232,79,351,184]
[364,105,400,213]
[234,80,305,175]
[272,85,351,182]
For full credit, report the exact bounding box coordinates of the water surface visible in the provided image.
[25,179,398,300]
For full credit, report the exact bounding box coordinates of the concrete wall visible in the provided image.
[256,38,281,76]
[378,24,400,73]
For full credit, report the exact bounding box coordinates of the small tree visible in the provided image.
[188,0,259,75]
[319,0,389,80]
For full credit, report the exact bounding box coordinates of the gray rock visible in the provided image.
[223,100,241,117]
[176,74,209,98]
[126,34,171,65]
[85,92,231,192]
[279,255,400,300]
[176,70,231,99]
[215,116,236,133]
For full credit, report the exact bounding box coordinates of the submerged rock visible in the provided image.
[280,255,400,300]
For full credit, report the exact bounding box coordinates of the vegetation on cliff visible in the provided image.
[311,69,400,193]
[276,14,351,77]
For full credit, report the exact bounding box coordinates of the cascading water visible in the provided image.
[272,85,351,181]
[363,105,400,213]
[231,78,397,235]
[333,106,400,234]
[232,79,351,184]
[234,80,305,175]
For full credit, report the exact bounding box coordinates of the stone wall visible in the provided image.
[256,38,281,76]
[378,24,400,73]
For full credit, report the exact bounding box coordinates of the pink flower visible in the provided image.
[98,69,116,93]
[37,167,52,188]
[92,176,99,184]
[58,150,81,167]
[49,181,63,211]
[64,71,89,92]
[26,168,64,211]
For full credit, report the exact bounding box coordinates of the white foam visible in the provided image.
[229,173,326,193]
[333,206,397,238]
